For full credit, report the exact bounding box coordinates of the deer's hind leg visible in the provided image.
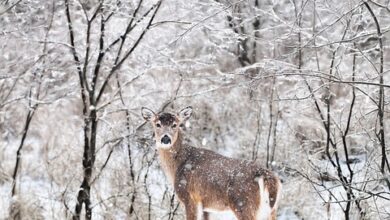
[268,208,277,220]
[268,207,277,220]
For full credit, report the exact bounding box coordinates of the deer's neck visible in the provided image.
[157,133,185,183]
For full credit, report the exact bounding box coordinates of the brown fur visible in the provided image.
[142,109,281,220]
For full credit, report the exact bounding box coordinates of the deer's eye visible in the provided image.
[156,123,161,128]
[172,123,177,128]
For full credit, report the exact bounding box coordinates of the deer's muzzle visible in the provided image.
[161,135,171,145]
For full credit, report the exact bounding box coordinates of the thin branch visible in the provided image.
[364,1,390,188]
[0,0,22,16]
[95,0,162,104]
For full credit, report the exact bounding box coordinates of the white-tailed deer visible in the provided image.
[141,106,282,220]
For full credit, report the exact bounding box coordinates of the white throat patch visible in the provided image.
[156,142,172,149]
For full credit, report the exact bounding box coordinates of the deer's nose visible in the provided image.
[161,135,171,145]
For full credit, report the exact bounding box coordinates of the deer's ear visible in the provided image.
[178,106,193,122]
[141,107,156,121]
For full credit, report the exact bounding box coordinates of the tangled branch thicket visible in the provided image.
[0,0,389,219]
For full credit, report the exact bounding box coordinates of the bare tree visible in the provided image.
[64,0,162,218]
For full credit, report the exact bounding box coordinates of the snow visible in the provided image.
[1,0,390,219]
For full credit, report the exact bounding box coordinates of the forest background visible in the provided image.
[1,0,390,219]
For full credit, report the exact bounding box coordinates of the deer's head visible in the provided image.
[141,106,193,149]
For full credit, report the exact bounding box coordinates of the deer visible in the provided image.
[141,106,282,220]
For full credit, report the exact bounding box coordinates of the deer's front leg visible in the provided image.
[203,211,209,220]
[184,201,198,220]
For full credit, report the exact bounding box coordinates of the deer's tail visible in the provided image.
[257,173,282,220]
